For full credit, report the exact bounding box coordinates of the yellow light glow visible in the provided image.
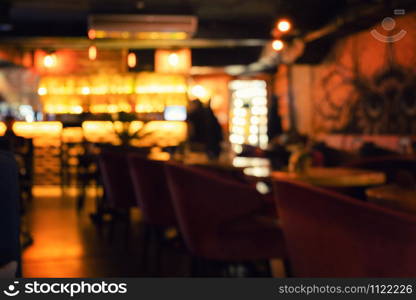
[190,85,210,101]
[127,52,137,68]
[12,122,63,138]
[277,19,291,32]
[88,45,97,60]
[121,31,130,38]
[134,85,187,94]
[131,121,187,147]
[88,29,96,40]
[272,40,284,51]
[150,32,159,39]
[155,49,191,74]
[37,87,47,96]
[95,30,106,38]
[90,30,188,40]
[175,32,188,40]
[113,121,144,135]
[108,104,119,113]
[168,53,179,66]
[62,127,84,143]
[71,106,83,114]
[0,123,6,135]
[81,87,91,95]
[39,73,188,114]
[82,121,116,143]
[43,53,57,68]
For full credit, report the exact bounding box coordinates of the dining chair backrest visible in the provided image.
[273,178,416,277]
[164,162,265,258]
[127,154,176,226]
[98,150,136,209]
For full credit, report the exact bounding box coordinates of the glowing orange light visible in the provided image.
[37,87,47,96]
[43,53,57,68]
[168,53,179,66]
[155,49,191,74]
[88,45,97,60]
[88,29,96,40]
[127,52,137,68]
[277,19,291,32]
[272,40,284,51]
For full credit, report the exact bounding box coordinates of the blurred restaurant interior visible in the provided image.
[0,0,416,278]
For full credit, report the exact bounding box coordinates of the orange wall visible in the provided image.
[275,12,416,138]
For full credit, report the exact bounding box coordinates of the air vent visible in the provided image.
[88,14,198,40]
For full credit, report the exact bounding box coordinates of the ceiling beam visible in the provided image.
[0,36,267,50]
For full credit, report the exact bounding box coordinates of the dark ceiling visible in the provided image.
[0,0,352,38]
[1,0,416,66]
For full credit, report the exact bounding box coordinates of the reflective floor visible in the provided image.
[22,186,285,278]
[22,186,189,277]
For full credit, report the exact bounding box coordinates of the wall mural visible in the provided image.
[314,42,416,135]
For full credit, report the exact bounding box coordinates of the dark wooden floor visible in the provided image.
[22,186,190,277]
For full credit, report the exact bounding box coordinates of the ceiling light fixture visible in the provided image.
[277,19,291,32]
[272,40,284,51]
[43,52,57,68]
[127,52,137,68]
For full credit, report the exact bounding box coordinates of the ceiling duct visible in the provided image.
[88,14,198,40]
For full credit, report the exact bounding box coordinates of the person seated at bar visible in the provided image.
[0,115,27,153]
[0,150,20,277]
[187,99,223,160]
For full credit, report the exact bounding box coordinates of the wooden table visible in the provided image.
[271,167,386,187]
[366,185,416,214]
[182,157,271,175]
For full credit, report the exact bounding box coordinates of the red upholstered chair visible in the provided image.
[273,178,416,277]
[128,154,176,227]
[127,154,177,274]
[189,164,278,219]
[165,162,286,276]
[98,150,137,241]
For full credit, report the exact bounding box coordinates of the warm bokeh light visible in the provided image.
[127,52,137,68]
[38,73,188,114]
[190,85,210,102]
[155,49,191,74]
[132,121,187,147]
[229,80,268,150]
[43,53,57,68]
[272,39,285,51]
[88,45,97,60]
[81,120,186,146]
[0,123,6,136]
[11,122,63,141]
[168,53,179,66]
[37,87,47,96]
[277,19,292,32]
[82,121,116,143]
[81,86,90,95]
[89,30,189,40]
[88,29,96,40]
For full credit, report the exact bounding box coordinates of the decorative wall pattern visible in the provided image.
[312,13,416,135]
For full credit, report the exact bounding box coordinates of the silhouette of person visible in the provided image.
[187,99,223,160]
[0,150,20,277]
